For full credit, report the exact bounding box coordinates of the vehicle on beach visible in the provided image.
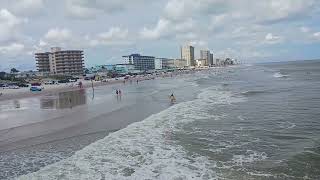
[16,83,29,87]
[44,81,57,85]
[30,86,42,91]
[2,84,20,89]
[58,79,69,83]
[31,82,42,86]
[6,85,19,89]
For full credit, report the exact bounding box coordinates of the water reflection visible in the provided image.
[40,89,87,109]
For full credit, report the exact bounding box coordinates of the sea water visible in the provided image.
[2,60,320,179]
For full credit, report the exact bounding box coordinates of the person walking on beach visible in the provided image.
[116,90,119,96]
[118,89,122,96]
[136,79,139,84]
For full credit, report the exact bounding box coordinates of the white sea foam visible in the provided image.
[231,150,268,166]
[18,87,244,180]
[278,121,296,129]
[273,72,289,78]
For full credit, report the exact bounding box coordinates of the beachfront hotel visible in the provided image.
[122,54,155,71]
[181,45,195,66]
[200,50,210,66]
[35,47,84,76]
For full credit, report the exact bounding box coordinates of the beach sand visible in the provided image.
[0,75,159,101]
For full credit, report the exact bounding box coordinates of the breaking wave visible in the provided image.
[19,86,245,180]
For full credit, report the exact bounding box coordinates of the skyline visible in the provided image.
[1,0,320,71]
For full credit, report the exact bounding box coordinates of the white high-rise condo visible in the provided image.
[200,50,210,66]
[35,47,84,76]
[181,45,195,67]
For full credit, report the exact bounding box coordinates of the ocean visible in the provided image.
[1,60,320,179]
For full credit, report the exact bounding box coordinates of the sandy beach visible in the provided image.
[0,74,165,101]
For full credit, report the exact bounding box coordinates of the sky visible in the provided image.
[0,0,320,71]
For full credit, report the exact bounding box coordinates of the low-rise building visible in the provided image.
[155,58,163,70]
[122,54,155,71]
[196,59,208,67]
[115,64,135,74]
[161,58,175,69]
[174,59,187,68]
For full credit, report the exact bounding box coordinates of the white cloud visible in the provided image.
[140,18,196,40]
[12,0,44,16]
[65,0,149,19]
[264,33,282,44]
[43,28,72,43]
[313,32,320,40]
[0,9,26,42]
[0,43,25,56]
[140,19,171,40]
[90,27,130,46]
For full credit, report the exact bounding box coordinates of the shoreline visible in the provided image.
[0,70,195,102]
[0,76,153,102]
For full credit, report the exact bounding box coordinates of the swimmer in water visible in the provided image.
[169,93,176,103]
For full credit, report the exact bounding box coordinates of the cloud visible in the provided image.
[11,0,44,16]
[44,28,72,42]
[313,32,320,40]
[38,28,73,48]
[140,18,195,40]
[264,33,283,44]
[140,19,171,40]
[0,43,25,56]
[65,0,149,19]
[0,9,26,42]
[89,27,130,46]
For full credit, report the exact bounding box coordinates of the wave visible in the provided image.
[240,90,267,96]
[273,72,289,78]
[19,87,245,180]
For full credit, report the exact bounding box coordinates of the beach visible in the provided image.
[0,73,175,101]
[1,62,320,179]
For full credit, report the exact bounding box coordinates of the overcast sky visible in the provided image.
[0,0,320,71]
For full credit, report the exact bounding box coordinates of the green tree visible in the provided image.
[0,71,6,79]
[10,68,19,74]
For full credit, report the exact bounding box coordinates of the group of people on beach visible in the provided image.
[116,89,122,96]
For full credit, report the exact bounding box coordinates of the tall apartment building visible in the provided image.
[122,54,155,71]
[181,45,195,66]
[36,47,84,75]
[210,53,214,66]
[200,50,210,66]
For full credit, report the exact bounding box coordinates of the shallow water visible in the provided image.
[2,60,320,179]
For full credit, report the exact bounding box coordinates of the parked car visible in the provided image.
[30,86,42,91]
[8,85,20,89]
[31,83,42,86]
[58,79,69,83]
[17,83,29,87]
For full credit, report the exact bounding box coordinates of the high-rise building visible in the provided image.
[181,45,195,66]
[200,50,210,66]
[122,54,155,71]
[35,52,50,74]
[35,47,84,75]
[210,53,214,66]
